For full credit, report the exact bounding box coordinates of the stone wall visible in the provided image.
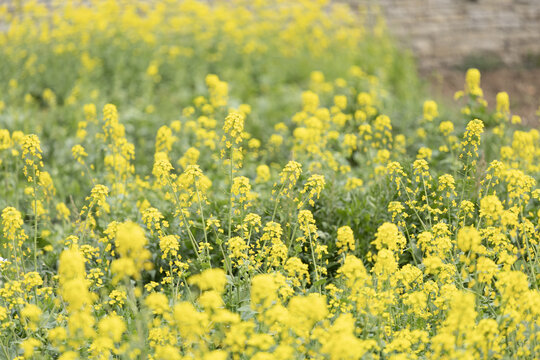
[342,0,540,69]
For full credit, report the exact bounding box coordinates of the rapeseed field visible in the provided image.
[0,1,538,359]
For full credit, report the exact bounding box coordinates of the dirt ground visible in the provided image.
[423,67,540,127]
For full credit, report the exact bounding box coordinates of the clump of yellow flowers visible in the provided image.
[0,1,540,359]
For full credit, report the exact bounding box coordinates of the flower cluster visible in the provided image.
[0,1,539,359]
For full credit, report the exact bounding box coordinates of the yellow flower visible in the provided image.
[153,152,174,186]
[223,111,245,147]
[256,164,271,183]
[251,273,285,308]
[159,235,180,258]
[111,221,152,282]
[496,91,510,114]
[336,226,355,254]
[188,268,227,294]
[476,257,498,283]
[299,174,325,208]
[21,304,42,331]
[56,202,70,220]
[334,95,347,110]
[372,248,397,279]
[479,195,503,224]
[372,222,406,253]
[205,74,228,108]
[465,68,483,97]
[83,103,97,123]
[231,176,252,210]
[228,236,248,263]
[422,100,439,122]
[155,125,177,153]
[20,134,43,182]
[173,302,208,341]
[1,206,27,246]
[145,292,169,315]
[439,121,454,136]
[21,338,40,359]
[178,147,200,169]
[276,161,302,198]
[108,289,127,307]
[457,226,482,254]
[345,177,363,190]
[98,314,126,342]
[288,293,327,337]
[302,91,320,113]
[284,257,309,287]
[0,129,12,150]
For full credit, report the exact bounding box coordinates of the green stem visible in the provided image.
[0,337,10,359]
[308,231,320,293]
[32,167,38,272]
[399,178,427,231]
[271,183,287,222]
[165,177,202,263]
[228,147,234,240]
[194,182,211,264]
